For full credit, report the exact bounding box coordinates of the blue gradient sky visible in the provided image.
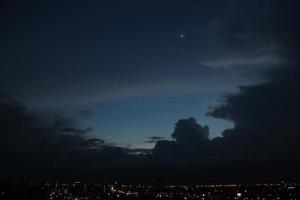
[84,93,233,148]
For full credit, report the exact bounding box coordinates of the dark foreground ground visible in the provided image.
[0,180,299,199]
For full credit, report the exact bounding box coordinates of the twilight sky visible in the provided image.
[0,0,299,182]
[1,0,286,148]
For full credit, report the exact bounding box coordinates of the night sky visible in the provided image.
[0,0,299,183]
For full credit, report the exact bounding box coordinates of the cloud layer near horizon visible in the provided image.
[153,66,300,158]
[1,63,300,182]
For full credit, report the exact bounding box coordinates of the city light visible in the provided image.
[0,181,299,199]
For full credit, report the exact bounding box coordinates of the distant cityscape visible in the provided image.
[0,181,298,199]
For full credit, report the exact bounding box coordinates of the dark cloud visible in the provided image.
[75,109,93,120]
[56,127,94,135]
[207,66,300,156]
[150,65,300,181]
[153,118,211,157]
[152,64,300,161]
[48,138,105,149]
[124,148,152,155]
[205,0,300,158]
[0,94,96,151]
[153,140,184,158]
[144,136,165,143]
[199,0,300,78]
[172,117,209,145]
[0,94,129,180]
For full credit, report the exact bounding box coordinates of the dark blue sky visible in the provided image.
[0,0,285,148]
